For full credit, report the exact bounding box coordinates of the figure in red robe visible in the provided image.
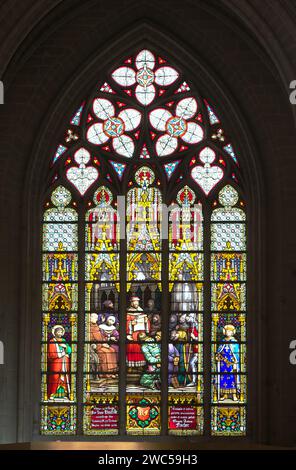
[126,296,150,367]
[47,325,71,400]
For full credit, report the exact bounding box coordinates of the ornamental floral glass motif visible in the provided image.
[43,48,246,436]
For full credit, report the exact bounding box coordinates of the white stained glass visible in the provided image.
[44,208,77,222]
[74,147,90,165]
[218,185,239,207]
[149,108,172,131]
[113,134,134,158]
[199,147,216,164]
[176,97,198,119]
[51,186,72,208]
[111,66,136,87]
[154,66,179,86]
[135,49,155,70]
[93,98,115,120]
[86,123,109,145]
[191,165,223,195]
[43,223,78,251]
[211,223,246,251]
[118,108,141,131]
[211,207,246,222]
[156,134,178,156]
[135,84,155,106]
[66,166,98,196]
[182,121,204,144]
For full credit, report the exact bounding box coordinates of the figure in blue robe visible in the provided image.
[215,324,240,401]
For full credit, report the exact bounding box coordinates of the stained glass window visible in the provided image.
[126,167,162,435]
[41,48,247,437]
[168,186,203,435]
[41,186,78,434]
[210,185,247,436]
[84,186,120,434]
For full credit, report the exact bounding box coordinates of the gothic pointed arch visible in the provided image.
[40,41,249,438]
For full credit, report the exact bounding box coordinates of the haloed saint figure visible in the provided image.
[47,325,71,401]
[215,324,240,402]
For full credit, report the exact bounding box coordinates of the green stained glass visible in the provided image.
[126,396,161,436]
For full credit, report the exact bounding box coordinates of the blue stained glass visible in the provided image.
[110,161,126,179]
[164,161,180,179]
[70,103,84,126]
[223,144,238,165]
[53,144,67,163]
[205,100,219,125]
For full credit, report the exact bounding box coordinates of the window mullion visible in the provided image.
[119,195,127,435]
[77,199,85,436]
[203,203,211,436]
[161,237,169,435]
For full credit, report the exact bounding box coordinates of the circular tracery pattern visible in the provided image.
[136,66,155,87]
[52,48,240,196]
[166,116,187,137]
[103,116,125,137]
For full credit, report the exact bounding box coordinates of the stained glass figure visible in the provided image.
[211,185,246,436]
[126,166,162,435]
[41,186,78,434]
[168,186,204,435]
[84,186,120,435]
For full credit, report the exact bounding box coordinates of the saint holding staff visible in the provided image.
[47,325,71,401]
